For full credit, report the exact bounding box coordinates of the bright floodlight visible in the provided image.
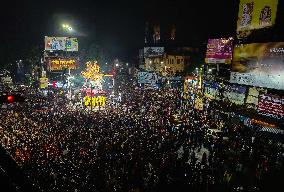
[62,24,73,32]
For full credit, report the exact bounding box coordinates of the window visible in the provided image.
[177,59,180,64]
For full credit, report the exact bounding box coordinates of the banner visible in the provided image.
[246,87,266,106]
[45,36,78,51]
[47,57,78,71]
[204,82,220,100]
[258,94,284,119]
[65,37,78,51]
[226,84,247,94]
[237,0,278,32]
[138,72,158,84]
[230,42,284,90]
[81,88,107,97]
[144,47,164,57]
[39,77,48,89]
[84,96,106,107]
[223,84,247,105]
[204,87,219,100]
[205,38,234,64]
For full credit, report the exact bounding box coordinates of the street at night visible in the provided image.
[0,0,283,192]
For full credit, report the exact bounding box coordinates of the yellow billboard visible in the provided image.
[237,0,278,32]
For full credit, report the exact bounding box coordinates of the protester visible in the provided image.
[0,85,283,192]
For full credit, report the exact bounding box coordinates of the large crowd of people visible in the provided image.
[0,85,283,192]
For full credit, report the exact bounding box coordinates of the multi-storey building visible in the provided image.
[144,54,185,76]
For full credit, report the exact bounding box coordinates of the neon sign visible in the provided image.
[47,58,77,70]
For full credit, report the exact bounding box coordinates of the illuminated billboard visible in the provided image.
[258,94,284,119]
[230,42,284,90]
[236,0,278,32]
[84,96,106,107]
[205,37,233,64]
[46,57,78,71]
[144,47,164,57]
[45,36,78,51]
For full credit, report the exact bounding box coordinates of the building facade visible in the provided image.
[144,54,185,76]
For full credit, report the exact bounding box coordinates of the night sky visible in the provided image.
[0,0,239,63]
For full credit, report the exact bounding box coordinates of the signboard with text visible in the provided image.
[205,38,233,64]
[46,57,78,71]
[45,36,78,51]
[236,0,278,32]
[84,96,106,107]
[138,72,159,84]
[230,42,284,90]
[258,94,284,119]
[144,47,164,57]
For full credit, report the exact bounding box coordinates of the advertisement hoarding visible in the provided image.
[258,94,284,119]
[45,36,78,51]
[46,57,78,71]
[236,0,278,32]
[144,47,164,57]
[223,84,247,105]
[84,96,106,107]
[230,42,284,90]
[205,38,234,64]
[138,72,158,84]
[204,87,219,100]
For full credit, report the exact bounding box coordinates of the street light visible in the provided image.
[62,24,73,32]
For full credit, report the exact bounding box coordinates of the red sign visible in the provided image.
[258,94,284,118]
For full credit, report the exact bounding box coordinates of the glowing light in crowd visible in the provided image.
[81,61,103,81]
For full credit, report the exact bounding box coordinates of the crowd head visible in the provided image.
[0,85,283,192]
